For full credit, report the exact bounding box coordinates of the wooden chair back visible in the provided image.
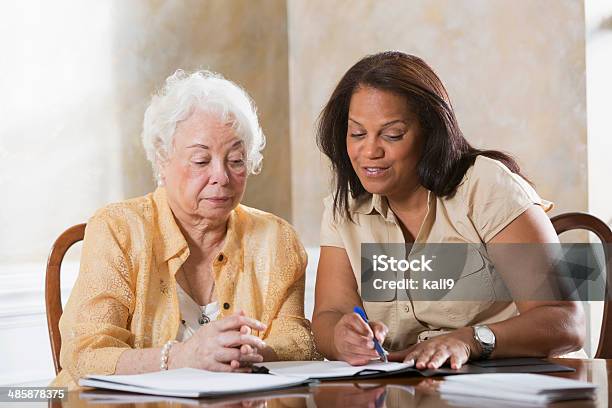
[45,223,86,375]
[550,212,612,358]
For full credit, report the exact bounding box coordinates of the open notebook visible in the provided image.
[253,358,574,381]
[254,360,414,380]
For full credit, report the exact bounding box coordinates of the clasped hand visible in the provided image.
[171,310,267,372]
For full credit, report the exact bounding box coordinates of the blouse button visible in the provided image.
[217,254,225,262]
[223,302,231,310]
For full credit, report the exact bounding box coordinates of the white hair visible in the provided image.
[142,69,266,183]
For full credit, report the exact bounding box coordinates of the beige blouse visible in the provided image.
[320,156,553,351]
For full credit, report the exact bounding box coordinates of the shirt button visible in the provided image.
[217,254,225,262]
[223,302,231,310]
[404,305,410,313]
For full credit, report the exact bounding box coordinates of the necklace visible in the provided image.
[180,265,216,325]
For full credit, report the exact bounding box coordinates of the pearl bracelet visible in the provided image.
[160,340,178,371]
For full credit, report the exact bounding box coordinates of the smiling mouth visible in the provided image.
[362,166,390,177]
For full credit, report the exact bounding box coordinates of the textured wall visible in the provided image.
[1,0,591,257]
[288,0,587,246]
[586,0,612,227]
[0,0,289,263]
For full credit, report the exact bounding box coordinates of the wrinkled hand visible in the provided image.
[388,328,477,370]
[171,310,267,372]
[333,312,388,365]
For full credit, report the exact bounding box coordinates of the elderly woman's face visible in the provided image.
[161,109,247,223]
[346,86,423,200]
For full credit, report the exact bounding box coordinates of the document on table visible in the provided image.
[439,373,596,405]
[255,360,414,379]
[254,358,575,380]
[79,368,310,398]
[79,360,581,398]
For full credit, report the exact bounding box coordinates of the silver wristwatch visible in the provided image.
[473,325,496,359]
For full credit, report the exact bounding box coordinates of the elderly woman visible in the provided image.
[52,70,318,389]
[313,51,585,370]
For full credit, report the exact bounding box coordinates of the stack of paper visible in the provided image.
[79,368,309,398]
[439,373,596,406]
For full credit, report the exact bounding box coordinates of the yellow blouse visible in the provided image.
[52,187,320,389]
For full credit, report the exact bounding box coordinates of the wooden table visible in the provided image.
[52,358,609,407]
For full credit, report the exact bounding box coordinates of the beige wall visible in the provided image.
[288,0,588,246]
[0,0,289,263]
[0,0,594,256]
[110,0,291,219]
[586,0,612,226]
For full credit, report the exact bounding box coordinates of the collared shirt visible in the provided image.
[52,187,319,389]
[320,156,553,351]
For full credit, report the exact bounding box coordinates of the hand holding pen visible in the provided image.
[353,306,389,363]
[331,305,389,365]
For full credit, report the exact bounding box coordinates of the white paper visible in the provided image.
[442,373,596,393]
[439,373,596,404]
[441,392,552,408]
[79,368,309,398]
[440,382,551,405]
[256,360,413,379]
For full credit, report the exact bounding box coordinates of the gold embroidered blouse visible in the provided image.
[52,187,320,389]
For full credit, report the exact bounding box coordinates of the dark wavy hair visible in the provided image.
[316,51,528,221]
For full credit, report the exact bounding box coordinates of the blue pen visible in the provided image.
[353,306,388,363]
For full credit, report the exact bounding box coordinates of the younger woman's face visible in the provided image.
[346,86,423,200]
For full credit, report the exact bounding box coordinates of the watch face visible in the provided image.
[476,326,495,344]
